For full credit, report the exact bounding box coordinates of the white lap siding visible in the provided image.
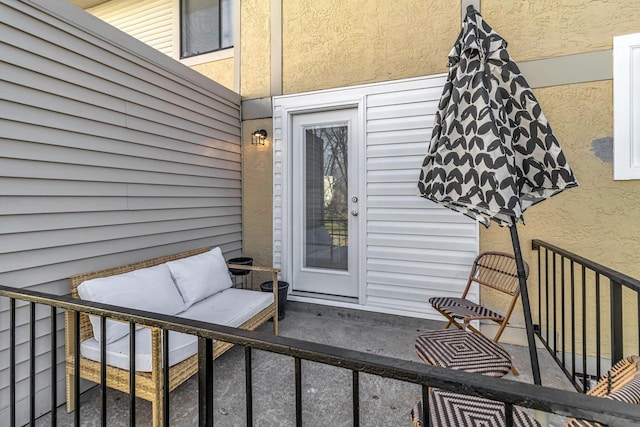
[365,80,478,316]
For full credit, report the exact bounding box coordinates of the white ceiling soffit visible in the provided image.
[67,0,110,9]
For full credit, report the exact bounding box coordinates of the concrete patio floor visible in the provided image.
[36,302,575,426]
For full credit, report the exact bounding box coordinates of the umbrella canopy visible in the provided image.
[417,6,579,386]
[417,6,578,227]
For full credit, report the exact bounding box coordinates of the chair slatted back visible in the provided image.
[471,251,527,296]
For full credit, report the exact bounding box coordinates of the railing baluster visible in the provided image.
[198,337,213,427]
[100,316,107,426]
[561,255,566,368]
[129,322,136,427]
[422,385,430,427]
[610,280,624,364]
[74,310,81,427]
[163,329,170,427]
[10,298,16,427]
[536,245,542,329]
[553,253,557,355]
[570,260,576,386]
[504,402,514,427]
[352,371,359,426]
[295,357,302,427]
[30,302,36,425]
[245,346,253,427]
[51,306,57,427]
[581,265,587,393]
[595,274,601,380]
[545,248,550,344]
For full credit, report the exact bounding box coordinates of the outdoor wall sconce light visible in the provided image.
[252,129,267,145]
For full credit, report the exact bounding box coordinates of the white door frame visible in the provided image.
[274,95,367,303]
[291,109,360,298]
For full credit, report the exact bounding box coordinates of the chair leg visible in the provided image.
[510,364,520,376]
[152,394,163,427]
[66,368,75,413]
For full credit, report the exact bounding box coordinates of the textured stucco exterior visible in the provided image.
[190,57,235,91]
[240,0,272,99]
[241,119,274,287]
[483,0,640,61]
[281,0,460,94]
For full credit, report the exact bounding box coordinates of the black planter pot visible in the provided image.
[260,281,289,320]
[228,257,253,276]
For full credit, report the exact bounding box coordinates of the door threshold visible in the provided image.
[289,290,358,304]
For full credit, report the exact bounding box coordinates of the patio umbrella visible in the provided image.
[417,6,578,385]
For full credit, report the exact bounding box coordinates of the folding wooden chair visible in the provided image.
[429,251,528,343]
[564,355,640,427]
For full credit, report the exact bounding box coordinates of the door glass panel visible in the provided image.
[304,124,348,271]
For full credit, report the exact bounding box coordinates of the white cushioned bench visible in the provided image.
[64,247,280,427]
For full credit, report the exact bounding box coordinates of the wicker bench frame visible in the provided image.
[64,247,280,427]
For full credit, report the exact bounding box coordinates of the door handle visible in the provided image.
[351,210,359,216]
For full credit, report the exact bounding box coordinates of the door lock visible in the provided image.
[352,196,358,203]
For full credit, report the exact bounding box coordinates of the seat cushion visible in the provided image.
[80,289,273,371]
[77,263,186,344]
[415,329,512,377]
[429,389,540,427]
[166,247,232,308]
[178,288,273,326]
[80,328,197,372]
[429,296,504,322]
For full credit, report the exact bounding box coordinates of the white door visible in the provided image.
[291,109,360,298]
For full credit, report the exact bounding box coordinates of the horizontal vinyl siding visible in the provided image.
[0,0,241,423]
[87,0,174,56]
[365,78,478,318]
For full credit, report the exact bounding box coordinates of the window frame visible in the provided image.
[177,0,234,62]
[613,32,640,180]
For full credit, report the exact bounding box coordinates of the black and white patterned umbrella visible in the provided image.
[417,6,578,385]
[417,7,577,227]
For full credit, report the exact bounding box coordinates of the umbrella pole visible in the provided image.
[509,223,542,385]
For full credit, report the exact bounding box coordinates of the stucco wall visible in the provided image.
[281,0,460,94]
[242,119,275,287]
[483,0,640,61]
[241,0,272,99]
[191,57,235,91]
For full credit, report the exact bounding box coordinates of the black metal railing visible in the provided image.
[532,239,640,393]
[2,284,640,427]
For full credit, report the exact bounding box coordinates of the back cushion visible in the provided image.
[166,247,232,308]
[78,263,186,344]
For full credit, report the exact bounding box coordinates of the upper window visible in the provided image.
[180,0,233,59]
